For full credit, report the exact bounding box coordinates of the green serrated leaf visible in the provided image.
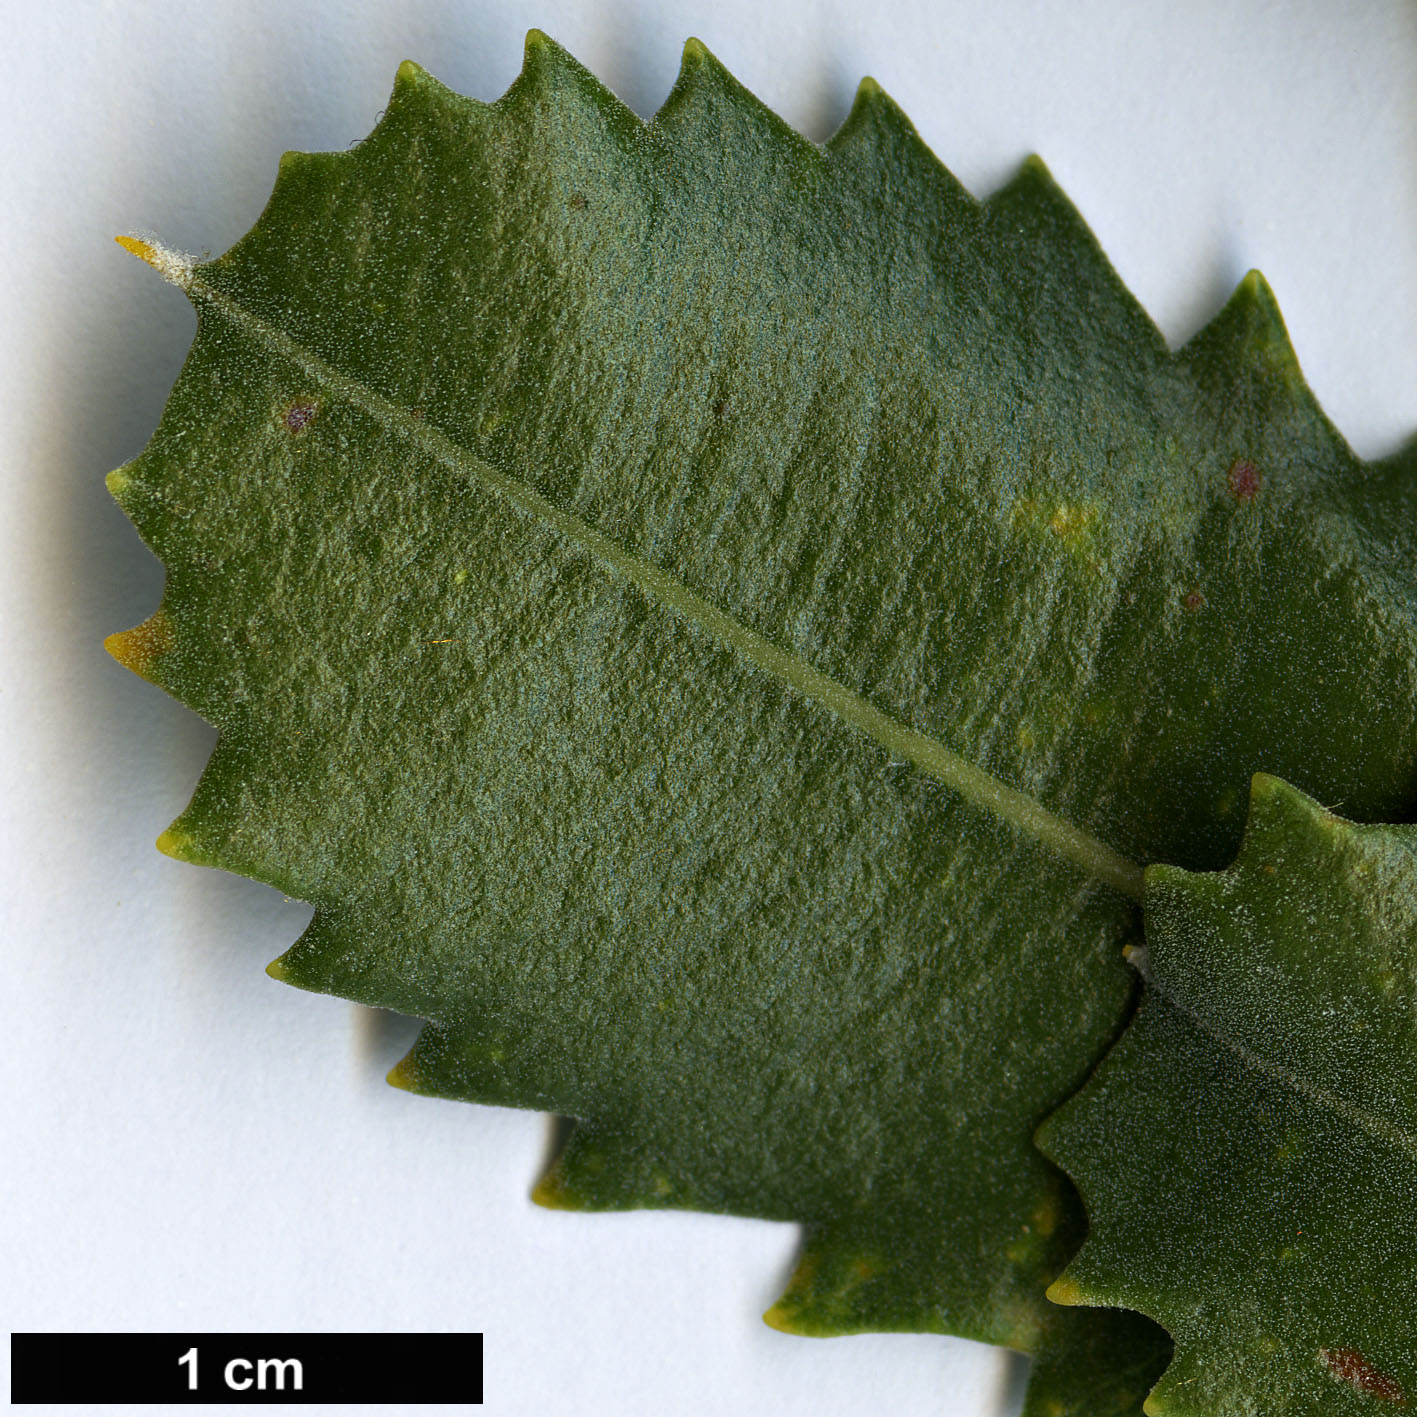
[1039,775,1417,1414]
[107,33,1417,1414]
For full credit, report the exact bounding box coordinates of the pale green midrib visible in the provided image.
[189,269,1146,902]
[1157,981,1417,1163]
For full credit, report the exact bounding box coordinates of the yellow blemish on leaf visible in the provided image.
[849,1253,883,1282]
[1048,503,1095,543]
[1012,495,1105,572]
[1017,723,1036,752]
[1031,1196,1060,1238]
[105,610,175,682]
[792,1251,818,1287]
[453,568,468,584]
[995,1296,1045,1350]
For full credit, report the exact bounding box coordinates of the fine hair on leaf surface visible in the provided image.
[108,29,1417,1417]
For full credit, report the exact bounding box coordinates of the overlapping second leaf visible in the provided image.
[1041,776,1417,1414]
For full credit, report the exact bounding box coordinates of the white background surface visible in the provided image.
[3,2,1414,1414]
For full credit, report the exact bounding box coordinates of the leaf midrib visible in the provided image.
[1152,976,1417,1163]
[161,243,1146,902]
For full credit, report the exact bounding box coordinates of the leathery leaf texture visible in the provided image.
[108,32,1417,1416]
[1039,777,1417,1415]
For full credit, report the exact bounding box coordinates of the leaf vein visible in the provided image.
[1156,985,1417,1163]
[187,263,1146,902]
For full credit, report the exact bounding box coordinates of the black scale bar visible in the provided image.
[10,1332,483,1405]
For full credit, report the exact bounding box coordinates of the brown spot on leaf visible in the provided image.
[284,399,317,433]
[568,193,588,210]
[1227,457,1261,501]
[1183,589,1205,613]
[1319,1347,1407,1404]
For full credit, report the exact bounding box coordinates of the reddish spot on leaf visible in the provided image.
[1183,590,1205,613]
[284,400,317,433]
[1227,458,1261,501]
[1320,1347,1407,1405]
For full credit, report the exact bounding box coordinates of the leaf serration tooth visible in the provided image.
[105,464,134,502]
[824,74,904,153]
[385,1051,423,1093]
[655,33,820,166]
[104,609,175,685]
[1178,269,1324,425]
[114,233,193,290]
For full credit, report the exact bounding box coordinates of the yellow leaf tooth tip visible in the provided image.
[115,234,193,289]
[106,466,132,498]
[1045,1274,1085,1306]
[1240,267,1275,300]
[1021,153,1055,183]
[104,610,174,680]
[856,75,884,100]
[760,1302,803,1334]
[102,628,133,665]
[682,36,710,66]
[115,234,156,262]
[386,1054,423,1092]
[155,824,195,861]
[265,957,290,982]
[530,1170,577,1209]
